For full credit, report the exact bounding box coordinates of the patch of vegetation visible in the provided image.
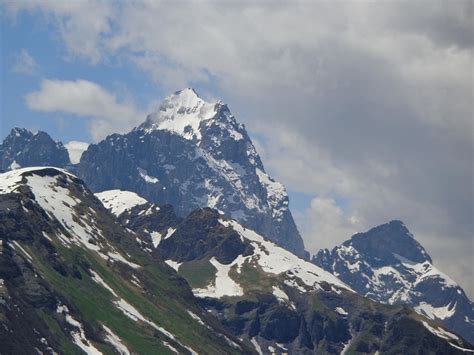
[228,259,280,298]
[179,257,217,289]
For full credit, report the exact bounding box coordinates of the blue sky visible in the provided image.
[2,10,155,142]
[1,1,472,296]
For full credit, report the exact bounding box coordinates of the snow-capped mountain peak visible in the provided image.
[139,88,218,141]
[81,88,307,256]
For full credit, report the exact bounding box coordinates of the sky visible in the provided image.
[1,1,472,297]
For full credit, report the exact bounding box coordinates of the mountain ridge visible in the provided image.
[96,187,474,353]
[313,220,474,345]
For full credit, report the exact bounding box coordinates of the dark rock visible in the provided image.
[0,128,70,171]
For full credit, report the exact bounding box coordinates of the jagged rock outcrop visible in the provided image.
[0,128,70,172]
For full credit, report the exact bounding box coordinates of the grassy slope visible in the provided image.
[17,233,243,355]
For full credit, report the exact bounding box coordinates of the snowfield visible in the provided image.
[95,189,148,216]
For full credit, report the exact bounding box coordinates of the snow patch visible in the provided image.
[163,342,179,354]
[449,343,474,353]
[137,167,159,184]
[150,231,162,248]
[95,189,148,216]
[414,302,456,320]
[11,241,33,263]
[335,307,348,316]
[250,337,263,355]
[255,168,287,219]
[163,227,176,240]
[272,286,289,302]
[102,325,130,355]
[107,251,141,269]
[422,321,459,341]
[57,304,102,355]
[187,310,205,326]
[165,260,182,272]
[194,257,244,298]
[90,270,118,297]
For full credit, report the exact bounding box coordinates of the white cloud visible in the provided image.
[12,49,38,75]
[4,0,113,62]
[296,197,363,253]
[25,79,142,141]
[64,141,89,164]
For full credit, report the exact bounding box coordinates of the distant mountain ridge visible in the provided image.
[313,220,474,345]
[95,189,474,353]
[0,127,70,172]
[77,88,307,257]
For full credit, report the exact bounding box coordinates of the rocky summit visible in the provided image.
[313,220,474,345]
[0,128,70,172]
[77,88,307,257]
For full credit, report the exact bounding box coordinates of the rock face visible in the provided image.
[0,128,70,171]
[97,193,474,354]
[78,88,307,257]
[0,167,248,354]
[313,220,474,345]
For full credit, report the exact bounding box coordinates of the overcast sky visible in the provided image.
[1,1,472,297]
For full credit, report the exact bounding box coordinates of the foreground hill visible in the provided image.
[0,167,248,354]
[313,221,474,345]
[97,189,474,354]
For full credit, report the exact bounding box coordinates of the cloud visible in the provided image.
[295,197,363,253]
[7,1,473,296]
[12,49,38,75]
[25,79,142,140]
[64,141,89,164]
[4,0,113,62]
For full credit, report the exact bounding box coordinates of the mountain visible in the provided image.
[0,128,70,172]
[96,191,474,354]
[313,220,474,345]
[0,167,250,354]
[77,88,307,257]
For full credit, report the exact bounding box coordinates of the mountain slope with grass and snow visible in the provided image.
[0,167,249,354]
[313,220,474,345]
[97,191,474,354]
